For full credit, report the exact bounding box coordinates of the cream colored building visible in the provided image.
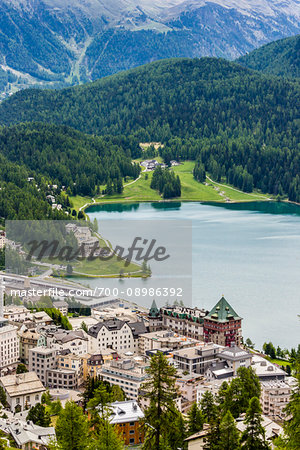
[0,231,5,249]
[29,347,57,386]
[4,306,31,322]
[260,380,291,419]
[176,373,204,410]
[184,425,210,450]
[99,357,148,400]
[161,306,207,340]
[46,329,88,356]
[0,319,19,373]
[57,352,84,386]
[0,372,45,412]
[138,330,200,355]
[18,328,41,364]
[88,319,146,354]
[172,343,222,375]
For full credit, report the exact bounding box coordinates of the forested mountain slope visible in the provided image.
[0,58,299,203]
[237,34,300,78]
[0,0,299,98]
[0,58,298,140]
[0,123,141,219]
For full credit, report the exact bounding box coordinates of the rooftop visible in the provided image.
[149,299,160,318]
[204,296,241,323]
[173,343,223,359]
[0,419,55,447]
[0,372,45,397]
[54,329,88,343]
[251,355,286,378]
[218,345,252,361]
[108,401,144,424]
[236,414,283,441]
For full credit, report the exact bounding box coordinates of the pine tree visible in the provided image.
[218,411,240,450]
[165,409,186,450]
[16,363,28,374]
[55,401,90,450]
[200,391,218,423]
[241,397,270,449]
[26,403,51,427]
[275,367,300,449]
[141,352,178,450]
[93,420,124,450]
[187,402,204,435]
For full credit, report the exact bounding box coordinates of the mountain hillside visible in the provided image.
[0,58,299,203]
[0,0,299,98]
[0,58,297,138]
[237,34,300,78]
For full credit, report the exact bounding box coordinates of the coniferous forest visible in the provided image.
[0,57,299,215]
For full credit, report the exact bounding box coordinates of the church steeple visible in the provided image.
[148,300,162,332]
[149,300,160,318]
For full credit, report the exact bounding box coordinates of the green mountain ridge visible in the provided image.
[0,0,299,98]
[0,122,141,220]
[237,34,300,78]
[0,57,299,206]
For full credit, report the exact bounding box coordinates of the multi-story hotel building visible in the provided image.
[0,318,19,374]
[99,357,149,400]
[203,297,242,347]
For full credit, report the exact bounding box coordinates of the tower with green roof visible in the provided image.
[203,296,242,347]
[148,300,162,332]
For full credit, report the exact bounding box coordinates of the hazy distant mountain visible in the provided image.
[0,0,299,97]
[237,34,300,78]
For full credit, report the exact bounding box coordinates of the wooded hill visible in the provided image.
[237,34,300,78]
[0,123,142,220]
[0,57,299,206]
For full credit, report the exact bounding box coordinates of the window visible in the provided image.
[129,438,135,444]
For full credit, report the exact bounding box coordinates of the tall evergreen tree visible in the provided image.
[55,401,90,450]
[275,367,300,449]
[187,402,204,435]
[241,397,270,449]
[200,391,218,423]
[141,352,179,450]
[26,403,51,427]
[93,420,124,450]
[218,411,240,450]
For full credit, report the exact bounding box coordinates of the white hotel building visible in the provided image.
[0,318,19,374]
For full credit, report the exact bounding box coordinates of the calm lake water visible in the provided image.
[82,201,300,350]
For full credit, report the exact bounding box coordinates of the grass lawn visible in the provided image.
[72,255,141,277]
[208,177,270,202]
[70,195,93,210]
[70,161,273,211]
[266,357,291,367]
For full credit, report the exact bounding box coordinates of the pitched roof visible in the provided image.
[108,401,144,424]
[0,419,56,447]
[205,297,241,323]
[0,372,45,397]
[88,319,127,338]
[128,321,147,337]
[149,300,160,318]
[219,345,252,360]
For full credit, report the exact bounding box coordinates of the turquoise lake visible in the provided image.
[83,201,300,350]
